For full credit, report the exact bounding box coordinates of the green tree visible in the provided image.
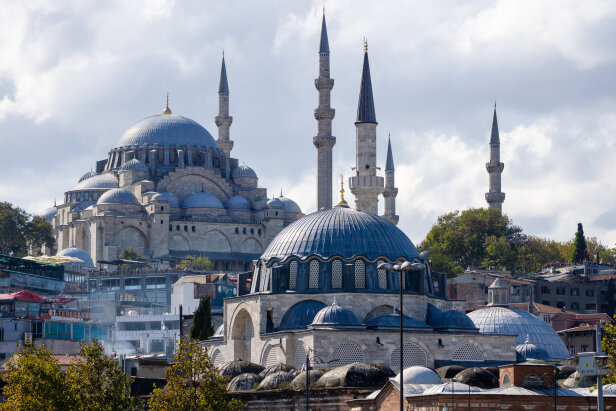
[180,255,213,271]
[118,247,147,270]
[483,235,515,270]
[25,216,54,253]
[0,202,55,257]
[571,223,587,262]
[148,337,243,411]
[190,296,215,341]
[515,236,563,273]
[602,322,616,384]
[2,343,70,410]
[65,341,137,411]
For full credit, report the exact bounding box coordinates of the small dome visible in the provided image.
[426,303,477,330]
[72,174,118,191]
[152,192,180,208]
[226,195,251,211]
[278,196,302,214]
[218,360,264,379]
[71,201,96,212]
[422,382,481,395]
[267,197,283,209]
[39,206,57,222]
[279,300,327,330]
[258,371,295,390]
[311,299,360,326]
[78,170,97,183]
[56,246,94,267]
[516,335,551,361]
[97,189,140,206]
[453,367,499,389]
[119,158,149,172]
[232,163,257,179]
[366,314,430,329]
[396,366,442,385]
[182,192,224,209]
[213,324,224,338]
[227,373,262,391]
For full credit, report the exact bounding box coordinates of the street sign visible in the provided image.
[578,352,597,376]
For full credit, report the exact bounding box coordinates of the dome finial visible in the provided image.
[336,174,349,207]
[163,92,172,115]
[364,37,368,52]
[525,334,530,344]
[280,188,283,197]
[332,296,337,306]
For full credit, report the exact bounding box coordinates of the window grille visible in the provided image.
[389,342,427,371]
[354,260,365,289]
[211,349,223,367]
[451,344,484,362]
[262,346,278,367]
[363,305,394,323]
[331,260,342,288]
[377,260,387,289]
[309,260,319,288]
[295,341,306,369]
[289,261,298,289]
[331,342,365,366]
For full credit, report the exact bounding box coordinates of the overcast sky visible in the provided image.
[1,0,615,247]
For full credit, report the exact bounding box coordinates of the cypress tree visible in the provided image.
[572,222,587,263]
[190,296,215,341]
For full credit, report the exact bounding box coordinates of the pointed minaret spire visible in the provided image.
[215,52,234,157]
[313,10,336,211]
[349,40,383,214]
[485,104,505,212]
[382,134,398,225]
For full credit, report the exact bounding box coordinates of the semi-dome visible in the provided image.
[310,299,361,326]
[232,163,257,179]
[97,189,140,206]
[278,300,327,330]
[151,192,180,208]
[182,192,224,209]
[119,158,149,172]
[366,314,431,329]
[39,206,57,222]
[278,196,302,214]
[78,170,97,183]
[260,205,420,262]
[116,114,218,150]
[226,195,251,211]
[72,174,118,191]
[516,336,551,361]
[426,303,477,330]
[56,246,94,267]
[396,366,442,385]
[267,197,283,209]
[467,306,570,359]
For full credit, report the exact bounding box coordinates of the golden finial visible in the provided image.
[336,174,349,207]
[163,92,172,115]
[494,100,496,109]
[323,4,325,14]
[364,37,368,52]
[222,49,225,58]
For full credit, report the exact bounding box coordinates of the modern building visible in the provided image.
[114,313,179,355]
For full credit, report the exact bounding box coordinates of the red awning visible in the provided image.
[0,290,44,303]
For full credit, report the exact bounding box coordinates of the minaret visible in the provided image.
[215,52,234,157]
[485,104,505,211]
[349,40,384,214]
[382,135,399,225]
[313,12,336,211]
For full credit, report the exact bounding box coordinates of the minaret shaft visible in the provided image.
[215,56,233,156]
[382,137,398,225]
[485,107,505,211]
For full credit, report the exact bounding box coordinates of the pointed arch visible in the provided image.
[201,230,231,252]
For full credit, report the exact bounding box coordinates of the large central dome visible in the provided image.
[116,114,219,150]
[260,206,420,262]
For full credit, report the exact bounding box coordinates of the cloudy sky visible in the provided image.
[1,0,615,246]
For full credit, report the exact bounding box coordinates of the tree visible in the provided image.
[190,296,215,341]
[2,343,71,410]
[602,322,616,384]
[516,236,563,273]
[483,235,515,270]
[65,341,137,411]
[571,223,587,262]
[118,247,147,270]
[180,255,213,271]
[0,202,55,257]
[148,337,243,411]
[25,216,54,253]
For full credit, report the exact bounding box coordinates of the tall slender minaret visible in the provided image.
[313,12,336,211]
[215,53,234,157]
[485,104,505,211]
[382,135,399,225]
[349,40,384,214]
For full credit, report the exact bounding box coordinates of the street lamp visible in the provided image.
[378,260,425,411]
[303,349,338,411]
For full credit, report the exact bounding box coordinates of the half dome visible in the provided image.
[278,300,327,330]
[278,196,302,214]
[366,314,430,329]
[182,192,224,209]
[97,189,140,206]
[78,170,97,183]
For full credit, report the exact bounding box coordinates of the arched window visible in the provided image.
[451,344,484,362]
[389,342,428,371]
[331,342,365,366]
[377,260,387,289]
[502,373,511,387]
[309,260,319,289]
[331,260,342,289]
[363,305,394,323]
[211,349,224,367]
[354,260,365,289]
[262,345,278,367]
[289,261,298,289]
[295,341,306,369]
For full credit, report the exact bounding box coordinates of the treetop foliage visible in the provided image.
[0,202,54,257]
[190,296,215,341]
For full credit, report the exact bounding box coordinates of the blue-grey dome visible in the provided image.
[516,336,551,361]
[39,206,57,222]
[226,195,251,211]
[310,300,361,326]
[72,174,118,191]
[278,300,327,330]
[397,366,443,385]
[260,206,420,262]
[97,189,140,206]
[71,201,96,212]
[467,306,570,359]
[232,164,257,179]
[79,170,97,183]
[116,114,218,150]
[56,246,94,268]
[182,192,224,209]
[426,303,477,330]
[267,197,283,209]
[152,192,180,207]
[120,158,149,172]
[278,196,302,214]
[366,314,431,329]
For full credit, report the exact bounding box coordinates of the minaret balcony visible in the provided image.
[313,107,335,120]
[215,115,233,127]
[313,135,336,148]
[485,192,505,203]
[485,162,504,173]
[314,78,334,90]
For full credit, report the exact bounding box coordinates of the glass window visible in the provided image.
[556,287,565,295]
[571,288,579,296]
[146,277,166,289]
[586,289,594,297]
[124,278,142,290]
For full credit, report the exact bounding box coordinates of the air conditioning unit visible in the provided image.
[24,333,32,345]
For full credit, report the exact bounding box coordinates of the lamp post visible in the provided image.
[450,378,458,411]
[303,349,338,411]
[378,260,425,411]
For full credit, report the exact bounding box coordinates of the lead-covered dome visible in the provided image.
[260,206,420,262]
[226,195,251,211]
[97,188,140,206]
[79,170,97,183]
[119,158,148,172]
[39,206,57,222]
[152,192,180,208]
[72,174,118,191]
[396,366,442,385]
[116,114,219,150]
[232,163,257,179]
[467,306,570,359]
[278,196,302,214]
[56,246,94,268]
[310,299,361,326]
[182,192,224,209]
[516,336,551,361]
